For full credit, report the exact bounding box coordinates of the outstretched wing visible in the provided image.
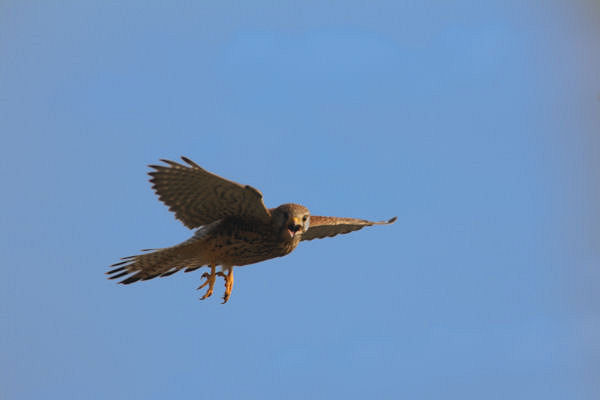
[301,216,396,241]
[148,157,271,228]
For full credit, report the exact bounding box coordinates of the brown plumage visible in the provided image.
[108,157,395,303]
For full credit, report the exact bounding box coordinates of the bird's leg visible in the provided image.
[221,267,234,304]
[197,264,217,300]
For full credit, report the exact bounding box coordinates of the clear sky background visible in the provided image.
[2,1,599,399]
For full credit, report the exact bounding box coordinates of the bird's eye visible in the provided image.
[302,215,307,221]
[283,212,289,220]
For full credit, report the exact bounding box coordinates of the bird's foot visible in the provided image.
[197,265,218,300]
[221,267,234,304]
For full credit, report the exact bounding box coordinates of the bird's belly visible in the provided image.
[205,233,297,267]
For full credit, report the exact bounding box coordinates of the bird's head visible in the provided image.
[271,203,310,241]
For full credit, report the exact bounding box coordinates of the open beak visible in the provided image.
[287,216,302,238]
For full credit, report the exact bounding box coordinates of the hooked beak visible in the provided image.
[287,216,302,238]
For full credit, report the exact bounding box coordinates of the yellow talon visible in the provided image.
[222,267,234,304]
[197,265,234,303]
[198,264,217,300]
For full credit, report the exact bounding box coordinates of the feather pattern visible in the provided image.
[148,157,271,229]
[301,216,396,241]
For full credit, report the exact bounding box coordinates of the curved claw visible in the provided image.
[196,265,234,303]
[221,267,234,304]
[196,272,211,290]
[197,265,217,300]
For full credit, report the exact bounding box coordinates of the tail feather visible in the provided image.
[106,265,126,275]
[159,268,179,277]
[108,271,129,280]
[107,239,208,284]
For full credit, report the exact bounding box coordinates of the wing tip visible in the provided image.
[149,158,189,169]
[387,216,397,224]
[180,156,202,169]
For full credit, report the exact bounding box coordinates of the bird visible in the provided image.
[107,157,396,303]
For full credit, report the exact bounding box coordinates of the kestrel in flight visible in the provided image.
[108,157,396,303]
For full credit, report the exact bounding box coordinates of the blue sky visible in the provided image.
[2,1,599,399]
